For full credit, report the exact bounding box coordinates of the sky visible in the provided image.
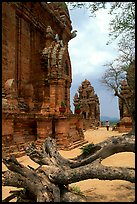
[67,5,120,119]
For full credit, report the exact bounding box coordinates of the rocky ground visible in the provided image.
[2,127,135,202]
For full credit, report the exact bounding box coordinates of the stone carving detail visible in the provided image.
[2,79,18,111]
[41,25,67,78]
[18,98,30,112]
[70,30,77,39]
[45,25,54,39]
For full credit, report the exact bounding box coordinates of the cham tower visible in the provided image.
[118,80,132,132]
[2,2,87,157]
[118,60,135,133]
[73,79,100,130]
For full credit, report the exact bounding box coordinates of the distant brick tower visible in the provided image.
[73,79,100,129]
[118,60,135,133]
[118,79,132,132]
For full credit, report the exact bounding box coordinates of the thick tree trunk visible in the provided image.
[2,133,135,202]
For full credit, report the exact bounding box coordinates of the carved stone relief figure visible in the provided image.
[3,79,19,111]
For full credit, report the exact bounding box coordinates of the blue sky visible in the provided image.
[68,5,120,119]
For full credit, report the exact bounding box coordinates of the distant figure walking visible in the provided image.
[106,120,110,131]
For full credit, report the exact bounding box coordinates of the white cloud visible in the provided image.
[68,7,118,76]
[95,9,112,33]
[68,6,120,119]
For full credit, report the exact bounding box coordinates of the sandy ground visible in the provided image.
[2,127,135,202]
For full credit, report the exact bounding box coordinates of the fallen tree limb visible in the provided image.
[2,133,135,202]
[70,133,135,168]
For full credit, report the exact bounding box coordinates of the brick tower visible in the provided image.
[2,2,86,157]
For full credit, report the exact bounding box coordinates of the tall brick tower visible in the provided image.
[2,2,86,157]
[73,79,100,129]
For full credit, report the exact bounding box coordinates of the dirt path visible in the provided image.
[2,127,135,202]
[60,127,135,202]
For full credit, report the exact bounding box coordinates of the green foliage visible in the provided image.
[70,185,83,195]
[75,104,80,110]
[54,2,68,11]
[67,2,135,43]
[60,101,66,108]
[108,2,135,41]
[80,143,95,155]
[67,2,135,60]
[67,2,106,16]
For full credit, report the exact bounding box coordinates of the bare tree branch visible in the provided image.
[2,134,135,202]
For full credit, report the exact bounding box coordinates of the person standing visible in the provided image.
[106,120,110,131]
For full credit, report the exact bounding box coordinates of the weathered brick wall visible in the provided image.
[2,3,16,85]
[2,112,37,157]
[2,2,85,157]
[55,115,85,149]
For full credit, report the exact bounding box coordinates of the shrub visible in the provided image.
[80,143,95,155]
[75,104,80,110]
[69,185,83,195]
[61,101,66,107]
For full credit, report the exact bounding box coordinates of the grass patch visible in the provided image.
[80,143,95,155]
[70,185,84,195]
